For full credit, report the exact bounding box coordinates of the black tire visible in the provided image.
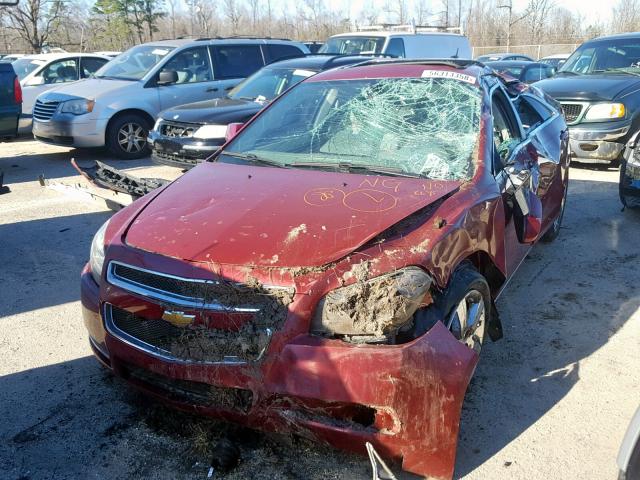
[412,263,491,355]
[106,113,151,159]
[542,181,568,243]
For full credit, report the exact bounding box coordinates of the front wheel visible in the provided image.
[444,266,491,355]
[106,114,151,159]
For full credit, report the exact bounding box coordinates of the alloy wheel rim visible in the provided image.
[447,289,486,354]
[118,122,146,153]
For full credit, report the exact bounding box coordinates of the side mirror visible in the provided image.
[157,70,178,85]
[26,76,45,87]
[225,122,244,142]
[513,187,542,244]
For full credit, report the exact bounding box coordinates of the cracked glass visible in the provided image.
[224,76,482,180]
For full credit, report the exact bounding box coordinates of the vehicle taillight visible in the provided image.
[14,77,22,104]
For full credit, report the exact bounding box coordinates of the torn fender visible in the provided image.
[266,322,478,479]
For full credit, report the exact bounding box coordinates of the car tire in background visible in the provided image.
[106,113,152,159]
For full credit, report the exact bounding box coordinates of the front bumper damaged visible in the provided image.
[81,260,478,479]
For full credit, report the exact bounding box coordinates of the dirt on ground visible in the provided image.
[1,139,640,480]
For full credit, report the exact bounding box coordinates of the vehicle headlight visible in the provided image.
[193,124,228,139]
[311,266,432,341]
[60,98,95,115]
[584,103,625,121]
[89,220,109,284]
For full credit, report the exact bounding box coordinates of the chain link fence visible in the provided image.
[472,43,579,60]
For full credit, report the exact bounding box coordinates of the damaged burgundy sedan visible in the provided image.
[81,59,569,479]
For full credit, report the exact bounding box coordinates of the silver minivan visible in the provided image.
[32,38,309,158]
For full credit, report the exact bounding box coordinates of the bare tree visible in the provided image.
[223,0,242,35]
[384,0,407,24]
[3,0,64,52]
[612,0,640,33]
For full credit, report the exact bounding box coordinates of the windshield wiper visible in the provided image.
[220,151,288,168]
[290,161,423,178]
[554,70,579,76]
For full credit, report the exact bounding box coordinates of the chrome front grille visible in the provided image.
[33,100,60,121]
[560,102,586,124]
[107,261,268,312]
[104,262,295,364]
[160,121,198,138]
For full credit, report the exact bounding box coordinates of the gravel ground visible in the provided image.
[0,138,639,480]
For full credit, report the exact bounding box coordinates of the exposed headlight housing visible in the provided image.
[193,124,228,139]
[311,266,432,342]
[584,103,625,121]
[89,220,109,284]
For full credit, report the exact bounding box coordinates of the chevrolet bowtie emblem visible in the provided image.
[162,310,195,328]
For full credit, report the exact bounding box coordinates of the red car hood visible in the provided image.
[125,162,460,268]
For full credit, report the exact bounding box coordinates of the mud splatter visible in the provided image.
[285,224,307,244]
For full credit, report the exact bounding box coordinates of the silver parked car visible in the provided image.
[13,53,110,133]
[32,38,309,159]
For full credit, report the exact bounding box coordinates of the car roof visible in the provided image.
[589,32,640,42]
[329,31,465,38]
[541,53,570,59]
[21,53,108,61]
[265,54,380,71]
[145,37,304,48]
[308,59,486,83]
[485,60,547,68]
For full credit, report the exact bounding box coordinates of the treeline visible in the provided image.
[0,0,633,54]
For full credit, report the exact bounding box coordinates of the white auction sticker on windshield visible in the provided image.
[421,70,477,84]
[151,49,170,56]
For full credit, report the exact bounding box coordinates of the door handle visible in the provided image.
[224,86,234,91]
[206,87,219,92]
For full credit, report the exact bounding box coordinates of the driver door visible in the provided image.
[491,87,538,276]
[157,47,220,111]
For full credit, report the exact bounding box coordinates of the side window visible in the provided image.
[514,95,553,134]
[161,47,212,84]
[80,57,108,78]
[492,90,522,170]
[210,45,264,79]
[265,44,304,63]
[523,66,542,83]
[386,38,406,58]
[41,58,78,84]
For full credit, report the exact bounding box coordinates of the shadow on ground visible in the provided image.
[0,212,111,317]
[455,177,640,477]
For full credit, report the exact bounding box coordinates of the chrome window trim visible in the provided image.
[107,260,292,313]
[103,303,273,365]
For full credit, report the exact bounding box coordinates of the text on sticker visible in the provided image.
[421,70,477,84]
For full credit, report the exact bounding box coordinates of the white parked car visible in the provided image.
[319,25,472,59]
[12,53,110,132]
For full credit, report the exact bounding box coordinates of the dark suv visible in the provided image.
[536,33,640,165]
[0,62,21,140]
[148,55,373,169]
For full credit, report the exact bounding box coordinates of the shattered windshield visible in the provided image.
[560,39,640,75]
[319,36,385,55]
[221,77,482,180]
[228,67,317,102]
